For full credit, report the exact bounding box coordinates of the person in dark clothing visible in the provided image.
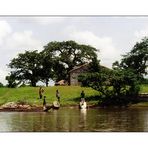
[43,96,47,111]
[43,96,53,112]
[81,90,85,98]
[43,96,46,106]
[39,87,44,99]
[56,89,60,102]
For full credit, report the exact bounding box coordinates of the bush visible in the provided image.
[78,69,140,106]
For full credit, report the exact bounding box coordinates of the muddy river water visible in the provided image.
[0,107,148,132]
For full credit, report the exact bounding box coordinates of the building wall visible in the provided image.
[70,64,109,85]
[70,66,88,86]
[70,71,79,85]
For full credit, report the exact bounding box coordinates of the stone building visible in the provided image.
[69,63,110,86]
[69,63,89,86]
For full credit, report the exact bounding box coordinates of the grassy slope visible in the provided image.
[0,85,147,106]
[140,84,148,93]
[0,86,100,106]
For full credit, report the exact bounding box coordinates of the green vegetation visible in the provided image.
[7,40,98,87]
[0,82,4,88]
[0,85,147,107]
[3,38,148,107]
[140,84,148,93]
[113,37,148,79]
[78,68,141,106]
[0,86,100,106]
[78,37,148,106]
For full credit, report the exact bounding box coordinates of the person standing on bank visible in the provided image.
[43,96,47,111]
[39,87,44,99]
[56,89,60,102]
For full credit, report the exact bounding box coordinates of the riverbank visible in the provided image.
[0,85,148,111]
[0,102,99,112]
[0,86,100,106]
[129,102,148,108]
[1,99,148,112]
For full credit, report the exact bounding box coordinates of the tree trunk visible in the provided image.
[31,80,36,87]
[45,79,49,87]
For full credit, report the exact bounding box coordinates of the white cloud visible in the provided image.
[68,30,121,68]
[134,27,148,39]
[0,29,44,85]
[34,17,65,25]
[0,20,12,45]
[5,30,43,55]
[18,17,66,25]
[0,68,8,84]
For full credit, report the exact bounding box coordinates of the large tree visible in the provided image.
[6,40,99,86]
[43,40,99,83]
[7,50,42,87]
[39,51,53,86]
[5,72,20,88]
[113,37,148,79]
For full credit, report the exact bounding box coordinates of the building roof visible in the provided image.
[69,63,89,73]
[69,63,110,73]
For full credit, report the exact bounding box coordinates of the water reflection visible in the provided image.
[0,108,148,132]
[79,109,87,131]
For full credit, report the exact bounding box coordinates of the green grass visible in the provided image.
[140,84,148,93]
[0,84,147,106]
[0,86,100,106]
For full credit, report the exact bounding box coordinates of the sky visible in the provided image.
[0,16,148,85]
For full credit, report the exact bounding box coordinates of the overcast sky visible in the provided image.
[0,16,148,85]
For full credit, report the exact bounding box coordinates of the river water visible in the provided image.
[0,107,148,132]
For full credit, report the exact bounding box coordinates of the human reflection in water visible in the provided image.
[79,109,87,131]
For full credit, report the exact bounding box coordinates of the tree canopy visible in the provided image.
[113,37,148,79]
[6,40,99,87]
[78,38,148,106]
[7,50,42,87]
[43,40,99,82]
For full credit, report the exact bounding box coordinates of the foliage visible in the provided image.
[97,37,148,105]
[88,57,100,72]
[141,78,148,84]
[7,40,99,86]
[113,37,148,79]
[7,50,42,87]
[5,72,20,88]
[78,68,140,106]
[39,51,53,86]
[111,69,140,97]
[0,82,4,87]
[43,40,99,82]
